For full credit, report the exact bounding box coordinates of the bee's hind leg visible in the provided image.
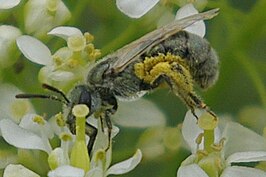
[105,113,112,152]
[85,122,98,156]
[188,92,217,119]
[101,94,117,152]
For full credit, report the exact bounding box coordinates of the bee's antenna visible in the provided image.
[42,83,70,104]
[15,94,68,105]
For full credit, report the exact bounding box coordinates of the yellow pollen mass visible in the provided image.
[134,53,192,91]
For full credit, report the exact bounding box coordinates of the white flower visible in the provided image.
[105,149,142,176]
[24,0,71,38]
[0,25,22,69]
[48,165,85,177]
[0,0,21,9]
[0,112,75,174]
[116,2,206,37]
[49,26,86,52]
[3,164,40,177]
[16,35,53,65]
[116,0,159,18]
[16,26,99,91]
[16,35,72,86]
[116,0,207,18]
[0,107,142,176]
[47,148,142,177]
[48,26,83,41]
[177,110,266,177]
[0,84,34,123]
[0,117,53,153]
[175,4,205,37]
[48,117,141,177]
[87,119,142,177]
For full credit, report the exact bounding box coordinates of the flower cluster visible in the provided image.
[178,110,266,177]
[0,0,71,74]
[0,104,142,177]
[16,26,101,91]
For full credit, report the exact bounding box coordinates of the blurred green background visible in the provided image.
[1,0,266,176]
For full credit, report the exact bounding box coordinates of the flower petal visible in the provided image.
[106,149,142,175]
[182,110,221,153]
[85,167,103,177]
[0,119,50,153]
[177,164,209,177]
[175,4,205,37]
[0,25,22,68]
[49,71,75,81]
[181,110,203,153]
[0,84,34,123]
[19,114,54,139]
[3,164,40,177]
[221,166,266,177]
[24,0,71,37]
[53,1,71,28]
[226,151,266,164]
[48,165,84,177]
[113,98,166,128]
[48,26,83,41]
[0,0,20,9]
[116,0,159,18]
[222,122,266,158]
[16,35,52,65]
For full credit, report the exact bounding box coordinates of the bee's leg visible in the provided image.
[188,92,217,119]
[101,94,117,152]
[105,112,112,151]
[190,108,199,119]
[99,115,104,132]
[149,62,214,120]
[67,114,98,155]
[85,122,98,156]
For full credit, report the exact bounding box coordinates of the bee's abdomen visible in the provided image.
[145,31,219,89]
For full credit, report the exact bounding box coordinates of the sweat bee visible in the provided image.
[16,8,219,154]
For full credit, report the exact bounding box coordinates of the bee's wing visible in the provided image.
[105,8,219,74]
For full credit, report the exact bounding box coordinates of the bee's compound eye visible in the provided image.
[69,85,92,113]
[79,89,92,106]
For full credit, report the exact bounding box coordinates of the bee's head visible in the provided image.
[16,84,101,133]
[16,83,100,119]
[67,85,100,117]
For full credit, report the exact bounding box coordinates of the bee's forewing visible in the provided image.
[106,8,219,73]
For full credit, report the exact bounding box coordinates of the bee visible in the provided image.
[16,8,219,154]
